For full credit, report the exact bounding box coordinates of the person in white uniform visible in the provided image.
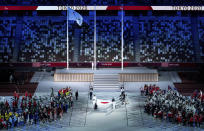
[93,95,97,105]
[112,97,116,109]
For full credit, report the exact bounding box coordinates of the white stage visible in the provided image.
[55,67,158,74]
[54,67,158,82]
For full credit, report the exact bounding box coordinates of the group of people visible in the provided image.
[143,84,204,127]
[0,87,74,129]
[89,84,126,110]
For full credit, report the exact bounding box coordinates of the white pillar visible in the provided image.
[121,8,124,71]
[94,7,97,70]
[67,6,69,69]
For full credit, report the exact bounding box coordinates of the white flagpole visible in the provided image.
[67,6,69,69]
[94,6,97,70]
[121,7,124,71]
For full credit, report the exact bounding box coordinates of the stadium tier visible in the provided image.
[0,11,204,63]
[19,17,75,62]
[139,18,194,62]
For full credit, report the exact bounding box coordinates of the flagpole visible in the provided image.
[94,6,96,70]
[121,6,124,71]
[67,6,69,69]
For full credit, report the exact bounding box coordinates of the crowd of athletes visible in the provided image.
[0,87,75,129]
[142,84,204,127]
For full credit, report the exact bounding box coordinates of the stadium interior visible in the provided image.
[0,9,204,131]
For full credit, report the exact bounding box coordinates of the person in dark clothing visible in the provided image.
[90,91,93,100]
[112,97,115,102]
[75,90,78,100]
[94,102,97,110]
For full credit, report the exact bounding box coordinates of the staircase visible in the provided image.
[12,16,23,62]
[30,72,51,83]
[73,29,81,62]
[93,74,119,91]
[168,72,182,83]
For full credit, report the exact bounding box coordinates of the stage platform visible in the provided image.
[55,67,157,74]
[54,67,158,82]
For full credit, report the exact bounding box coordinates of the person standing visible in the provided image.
[75,90,78,100]
[69,96,73,107]
[89,84,93,92]
[94,102,98,110]
[120,86,123,94]
[90,90,93,100]
[112,97,116,109]
[9,74,13,83]
[50,87,54,98]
